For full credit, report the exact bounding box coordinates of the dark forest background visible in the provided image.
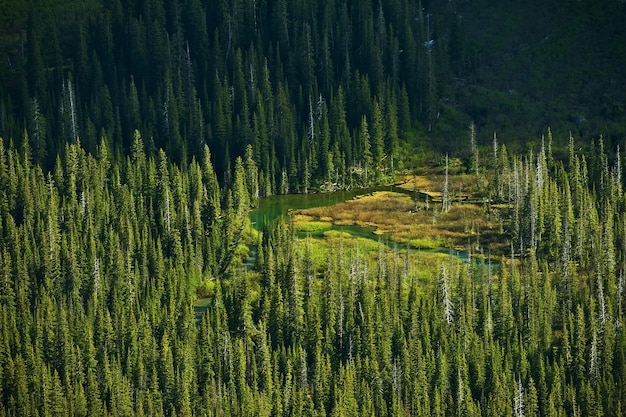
[2,0,625,189]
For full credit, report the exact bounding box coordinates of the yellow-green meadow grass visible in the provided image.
[292,176,509,257]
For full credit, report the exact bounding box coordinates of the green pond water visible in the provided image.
[249,184,416,231]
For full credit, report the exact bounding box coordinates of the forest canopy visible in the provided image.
[1,0,626,183]
[1,0,626,416]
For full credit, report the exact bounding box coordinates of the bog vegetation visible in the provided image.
[1,0,625,416]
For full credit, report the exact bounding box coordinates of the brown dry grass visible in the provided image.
[294,187,509,256]
[396,175,436,190]
[397,174,485,200]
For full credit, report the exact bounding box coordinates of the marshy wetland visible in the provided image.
[252,174,510,260]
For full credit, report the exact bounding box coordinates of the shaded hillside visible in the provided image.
[0,0,625,184]
[448,0,626,148]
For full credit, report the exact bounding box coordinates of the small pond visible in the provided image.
[249,184,417,232]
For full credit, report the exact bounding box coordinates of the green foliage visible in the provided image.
[6,0,623,191]
[0,132,625,415]
[0,0,626,414]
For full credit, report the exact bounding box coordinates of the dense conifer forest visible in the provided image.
[1,0,626,415]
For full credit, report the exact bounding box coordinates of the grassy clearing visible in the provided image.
[292,227,465,277]
[409,238,445,250]
[292,231,387,271]
[323,230,383,252]
[293,176,510,257]
[292,215,333,232]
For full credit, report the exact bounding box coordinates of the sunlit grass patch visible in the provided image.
[293,229,388,270]
[294,236,329,267]
[397,175,436,190]
[323,229,354,240]
[292,214,316,223]
[408,238,445,249]
[347,236,384,253]
[398,174,490,199]
[293,219,333,232]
